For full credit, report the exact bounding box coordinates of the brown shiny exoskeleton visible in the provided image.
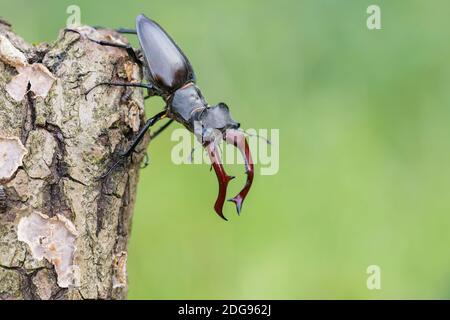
[81,14,254,220]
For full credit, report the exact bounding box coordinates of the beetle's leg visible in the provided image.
[65,28,141,63]
[188,146,199,163]
[87,38,140,63]
[93,27,137,34]
[122,110,167,158]
[65,29,155,97]
[224,130,254,215]
[85,81,158,97]
[136,119,173,169]
[205,142,235,220]
[100,110,167,178]
[116,28,137,34]
[149,119,174,140]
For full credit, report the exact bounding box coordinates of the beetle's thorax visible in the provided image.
[167,83,240,144]
[166,82,207,128]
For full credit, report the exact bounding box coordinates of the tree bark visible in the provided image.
[0,20,149,299]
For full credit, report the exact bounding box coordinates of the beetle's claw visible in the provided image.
[84,82,104,97]
[140,152,150,169]
[97,157,125,180]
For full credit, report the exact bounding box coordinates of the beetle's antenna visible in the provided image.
[237,129,271,145]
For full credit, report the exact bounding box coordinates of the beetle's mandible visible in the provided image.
[73,14,254,220]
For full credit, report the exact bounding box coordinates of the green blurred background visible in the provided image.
[2,0,450,299]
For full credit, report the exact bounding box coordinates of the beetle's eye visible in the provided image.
[218,102,229,110]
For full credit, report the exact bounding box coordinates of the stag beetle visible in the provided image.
[75,14,254,220]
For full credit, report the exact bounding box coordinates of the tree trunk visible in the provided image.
[0,20,149,299]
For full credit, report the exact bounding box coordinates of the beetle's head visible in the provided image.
[168,84,254,220]
[192,103,253,221]
[194,103,240,143]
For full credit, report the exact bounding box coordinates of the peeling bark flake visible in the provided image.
[0,34,27,67]
[112,251,127,289]
[17,212,79,288]
[0,136,27,181]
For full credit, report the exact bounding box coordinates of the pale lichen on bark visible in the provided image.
[0,19,149,299]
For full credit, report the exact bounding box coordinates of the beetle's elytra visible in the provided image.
[75,14,254,220]
[136,15,195,93]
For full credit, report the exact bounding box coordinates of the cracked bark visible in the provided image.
[0,20,149,299]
